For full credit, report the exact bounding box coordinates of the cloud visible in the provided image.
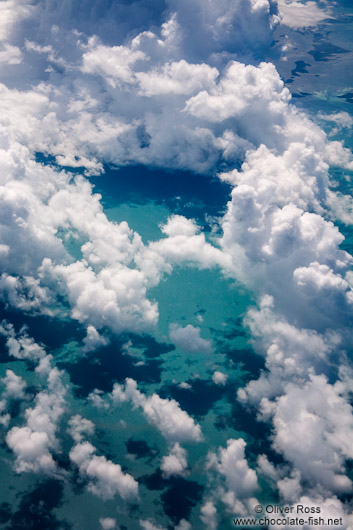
[276,0,332,29]
[161,443,188,478]
[169,323,213,354]
[200,501,217,530]
[0,321,46,361]
[0,399,10,427]
[99,518,117,530]
[2,369,26,399]
[6,426,57,474]
[67,414,95,443]
[82,325,109,353]
[174,520,191,530]
[0,43,22,64]
[212,371,228,386]
[112,378,202,444]
[6,366,66,475]
[271,374,353,494]
[0,0,352,518]
[69,441,139,501]
[140,521,166,530]
[208,438,259,514]
[0,0,33,42]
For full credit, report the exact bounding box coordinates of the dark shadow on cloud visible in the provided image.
[29,0,167,47]
[4,480,71,530]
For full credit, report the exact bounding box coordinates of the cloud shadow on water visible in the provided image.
[3,480,71,530]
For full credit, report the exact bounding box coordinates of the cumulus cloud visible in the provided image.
[99,518,117,530]
[69,441,139,501]
[169,323,213,354]
[200,501,218,530]
[82,325,109,353]
[0,0,352,519]
[212,371,228,385]
[161,443,188,478]
[67,414,95,443]
[174,520,191,530]
[0,321,46,361]
[277,0,332,29]
[112,378,202,444]
[0,399,10,427]
[208,438,259,514]
[271,374,353,494]
[140,521,166,530]
[6,366,66,475]
[2,370,26,399]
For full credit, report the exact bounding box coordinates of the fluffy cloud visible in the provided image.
[200,501,217,530]
[0,321,46,361]
[212,371,228,386]
[271,374,353,494]
[2,369,26,399]
[6,366,66,474]
[67,414,95,443]
[0,0,352,519]
[69,441,139,501]
[6,427,57,474]
[112,378,202,444]
[208,438,259,514]
[174,520,191,530]
[276,0,332,29]
[169,323,213,354]
[99,518,117,530]
[140,521,166,530]
[161,443,188,478]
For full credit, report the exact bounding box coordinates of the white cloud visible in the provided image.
[0,0,352,515]
[81,37,146,85]
[0,321,46,361]
[70,441,139,501]
[208,438,259,514]
[0,0,33,42]
[6,366,66,475]
[6,426,57,474]
[0,399,10,427]
[99,518,117,530]
[0,44,22,64]
[169,323,213,354]
[82,325,109,353]
[212,371,228,385]
[112,378,202,444]
[2,370,26,399]
[200,501,217,530]
[174,520,191,530]
[140,521,166,530]
[272,374,353,494]
[161,443,188,478]
[67,414,95,443]
[277,0,332,29]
